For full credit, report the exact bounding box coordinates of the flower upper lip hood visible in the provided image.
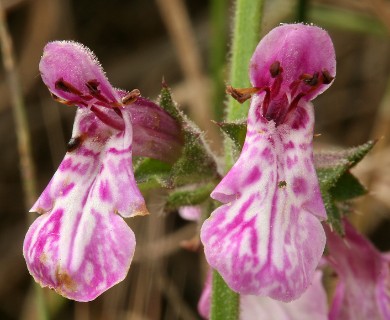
[24,40,182,301]
[248,24,335,126]
[201,24,336,302]
[39,41,183,162]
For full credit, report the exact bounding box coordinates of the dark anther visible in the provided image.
[301,72,319,86]
[321,69,334,84]
[67,136,83,152]
[85,79,109,103]
[269,61,282,78]
[122,89,141,105]
[226,85,260,104]
[86,79,100,95]
[55,78,82,95]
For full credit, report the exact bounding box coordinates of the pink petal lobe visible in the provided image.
[202,96,326,301]
[240,270,328,320]
[23,208,135,302]
[325,221,390,320]
[25,107,146,301]
[250,24,336,102]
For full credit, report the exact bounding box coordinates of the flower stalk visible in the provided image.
[211,1,264,319]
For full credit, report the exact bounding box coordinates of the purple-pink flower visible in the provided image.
[23,41,181,301]
[200,24,336,301]
[198,270,328,320]
[325,220,390,320]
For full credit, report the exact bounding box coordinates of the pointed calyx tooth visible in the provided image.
[122,89,141,105]
[226,85,261,104]
[269,61,283,78]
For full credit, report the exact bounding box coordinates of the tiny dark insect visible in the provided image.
[278,180,287,188]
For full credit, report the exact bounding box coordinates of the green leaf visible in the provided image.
[165,182,215,211]
[134,158,172,190]
[315,140,375,192]
[157,85,220,186]
[171,129,219,185]
[322,191,344,235]
[315,141,375,234]
[158,83,182,121]
[317,166,346,193]
[330,172,367,201]
[215,120,247,151]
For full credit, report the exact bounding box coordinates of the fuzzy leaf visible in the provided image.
[134,158,172,190]
[158,83,182,121]
[315,140,375,192]
[158,85,219,186]
[330,172,367,201]
[215,120,247,151]
[315,141,375,234]
[321,191,344,235]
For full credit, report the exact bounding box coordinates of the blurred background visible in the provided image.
[0,0,389,319]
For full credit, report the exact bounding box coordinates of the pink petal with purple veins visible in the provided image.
[325,220,390,320]
[201,95,325,301]
[24,107,146,301]
[201,23,334,301]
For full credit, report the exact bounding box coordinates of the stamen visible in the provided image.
[261,88,271,117]
[122,89,141,105]
[286,92,305,115]
[90,105,124,131]
[55,78,82,96]
[86,80,100,95]
[269,61,283,78]
[226,85,261,104]
[50,92,87,107]
[85,80,109,103]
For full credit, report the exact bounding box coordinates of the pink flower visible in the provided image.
[198,270,328,320]
[201,24,336,301]
[325,220,390,320]
[23,41,181,301]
